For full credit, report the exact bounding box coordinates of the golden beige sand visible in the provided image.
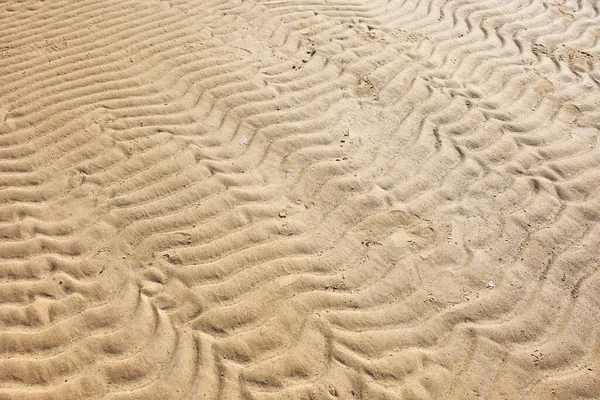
[1,0,599,398]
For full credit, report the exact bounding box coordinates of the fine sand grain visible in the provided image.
[1,0,600,399]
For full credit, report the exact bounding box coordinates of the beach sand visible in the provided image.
[0,0,599,398]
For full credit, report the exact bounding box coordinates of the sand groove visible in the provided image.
[1,0,600,398]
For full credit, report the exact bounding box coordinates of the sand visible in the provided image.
[0,0,599,398]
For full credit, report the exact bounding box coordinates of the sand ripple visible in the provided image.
[1,0,599,398]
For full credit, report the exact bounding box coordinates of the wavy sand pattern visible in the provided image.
[1,0,600,398]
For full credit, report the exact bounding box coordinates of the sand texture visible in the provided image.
[1,0,600,398]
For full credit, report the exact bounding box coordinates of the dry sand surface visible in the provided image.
[1,0,600,398]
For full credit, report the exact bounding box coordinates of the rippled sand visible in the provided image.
[0,0,599,398]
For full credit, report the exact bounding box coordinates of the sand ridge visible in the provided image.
[1,0,600,398]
